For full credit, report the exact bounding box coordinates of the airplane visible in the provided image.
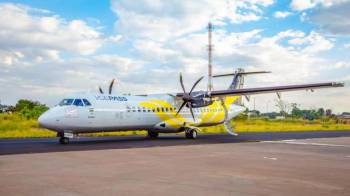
[38,69,344,144]
[38,22,344,144]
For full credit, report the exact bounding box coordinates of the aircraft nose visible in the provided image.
[38,112,50,128]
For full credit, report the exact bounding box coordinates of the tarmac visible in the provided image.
[1,131,350,196]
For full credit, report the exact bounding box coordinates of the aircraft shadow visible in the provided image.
[1,131,350,155]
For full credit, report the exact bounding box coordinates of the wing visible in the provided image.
[175,82,344,97]
[209,82,344,97]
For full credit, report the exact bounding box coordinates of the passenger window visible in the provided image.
[161,108,164,112]
[73,99,84,107]
[157,108,160,112]
[165,108,169,112]
[82,99,92,106]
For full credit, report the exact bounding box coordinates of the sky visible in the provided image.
[0,0,349,113]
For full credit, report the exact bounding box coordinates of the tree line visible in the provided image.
[0,99,49,120]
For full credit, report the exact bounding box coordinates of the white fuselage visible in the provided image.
[38,93,245,134]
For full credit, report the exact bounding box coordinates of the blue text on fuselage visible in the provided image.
[95,95,128,101]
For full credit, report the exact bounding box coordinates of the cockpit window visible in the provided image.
[59,99,74,106]
[73,99,84,107]
[82,99,92,106]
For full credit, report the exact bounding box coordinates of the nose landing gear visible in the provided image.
[59,137,69,145]
[57,132,73,144]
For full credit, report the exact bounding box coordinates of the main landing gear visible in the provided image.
[185,128,198,139]
[147,131,159,139]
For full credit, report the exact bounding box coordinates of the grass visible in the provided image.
[0,113,350,138]
[201,118,350,134]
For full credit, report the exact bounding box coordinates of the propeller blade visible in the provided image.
[176,101,187,116]
[188,103,195,121]
[109,79,116,94]
[189,76,204,95]
[167,93,176,97]
[98,86,104,94]
[179,72,186,93]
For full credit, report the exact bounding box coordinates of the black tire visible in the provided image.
[185,129,197,139]
[59,137,69,145]
[148,131,159,139]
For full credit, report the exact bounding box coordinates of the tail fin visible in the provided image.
[214,68,270,105]
[213,69,271,90]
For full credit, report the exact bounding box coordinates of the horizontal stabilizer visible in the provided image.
[213,71,271,78]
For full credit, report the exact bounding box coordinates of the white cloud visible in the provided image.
[108,35,123,44]
[309,1,350,35]
[290,0,316,11]
[344,43,350,48]
[94,55,145,74]
[111,0,274,41]
[0,3,103,67]
[274,11,292,18]
[290,0,349,11]
[334,61,350,69]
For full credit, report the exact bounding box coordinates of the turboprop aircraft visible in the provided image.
[38,21,344,144]
[38,69,344,144]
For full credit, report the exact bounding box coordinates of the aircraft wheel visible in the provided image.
[148,131,159,139]
[59,137,69,145]
[185,129,197,139]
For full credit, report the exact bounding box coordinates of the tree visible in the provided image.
[14,99,49,119]
[291,103,303,118]
[317,108,325,117]
[275,99,290,117]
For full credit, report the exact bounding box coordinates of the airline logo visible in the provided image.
[95,95,128,101]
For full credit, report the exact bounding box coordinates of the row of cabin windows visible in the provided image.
[126,106,224,113]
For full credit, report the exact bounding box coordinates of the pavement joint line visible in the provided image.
[263,156,277,160]
[261,141,350,148]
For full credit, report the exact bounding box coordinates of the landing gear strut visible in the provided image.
[147,131,159,139]
[185,128,197,139]
[57,132,71,144]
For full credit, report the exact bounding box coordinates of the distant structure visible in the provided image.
[337,112,350,124]
[207,22,213,94]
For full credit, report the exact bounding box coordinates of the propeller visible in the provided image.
[98,78,117,95]
[98,86,104,94]
[109,79,116,94]
[176,73,204,121]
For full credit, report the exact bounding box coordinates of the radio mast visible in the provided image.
[207,22,213,94]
